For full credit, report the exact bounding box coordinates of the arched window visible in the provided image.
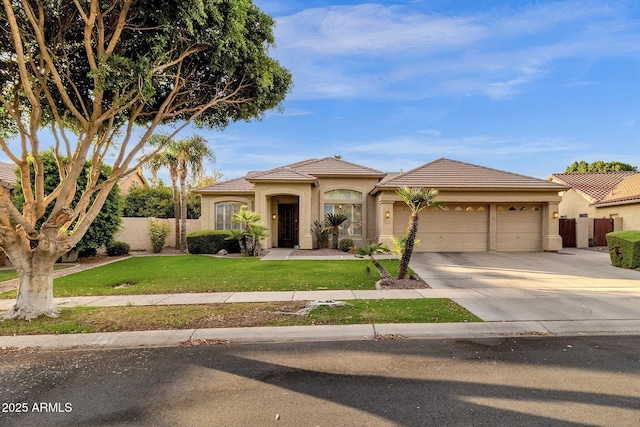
[324,189,363,237]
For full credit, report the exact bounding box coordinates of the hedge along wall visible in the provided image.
[606,230,640,269]
[186,230,241,254]
[115,218,202,251]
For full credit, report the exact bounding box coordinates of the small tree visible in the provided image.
[311,220,330,249]
[325,213,349,250]
[149,220,170,253]
[356,243,393,280]
[228,209,269,256]
[396,187,441,280]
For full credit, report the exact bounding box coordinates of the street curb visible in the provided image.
[2,320,639,351]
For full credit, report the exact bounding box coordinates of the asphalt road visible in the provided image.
[1,336,639,427]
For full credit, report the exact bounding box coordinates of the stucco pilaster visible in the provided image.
[542,202,563,251]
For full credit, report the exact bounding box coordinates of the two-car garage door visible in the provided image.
[393,203,542,252]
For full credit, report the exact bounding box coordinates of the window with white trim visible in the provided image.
[215,202,244,230]
[324,190,363,237]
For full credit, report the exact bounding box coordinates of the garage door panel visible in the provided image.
[393,203,488,252]
[496,205,542,251]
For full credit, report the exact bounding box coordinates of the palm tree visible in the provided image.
[356,243,393,280]
[172,135,215,253]
[148,134,215,252]
[325,213,348,249]
[229,209,269,256]
[396,187,441,279]
[147,139,180,250]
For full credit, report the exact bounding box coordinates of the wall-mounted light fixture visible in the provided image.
[385,211,391,219]
[552,212,559,219]
[272,213,277,220]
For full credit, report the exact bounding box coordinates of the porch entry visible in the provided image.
[277,204,299,248]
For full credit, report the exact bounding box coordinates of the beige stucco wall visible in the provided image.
[198,195,254,230]
[595,204,638,230]
[557,190,597,218]
[115,217,201,251]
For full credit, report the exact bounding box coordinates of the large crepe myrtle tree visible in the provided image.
[0,0,291,320]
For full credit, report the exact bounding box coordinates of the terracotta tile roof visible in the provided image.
[0,162,16,188]
[375,158,567,192]
[289,157,385,177]
[592,174,640,206]
[193,177,254,194]
[549,172,639,203]
[247,167,318,183]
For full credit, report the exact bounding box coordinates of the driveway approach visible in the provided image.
[410,248,640,323]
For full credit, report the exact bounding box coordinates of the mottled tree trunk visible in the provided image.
[398,213,418,279]
[180,176,188,253]
[332,226,339,249]
[3,250,60,320]
[371,257,393,280]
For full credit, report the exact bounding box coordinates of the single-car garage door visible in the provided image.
[496,204,542,251]
[394,203,489,252]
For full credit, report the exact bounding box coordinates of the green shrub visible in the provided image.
[186,230,241,254]
[338,238,355,252]
[107,241,130,256]
[606,230,640,269]
[311,220,329,249]
[149,220,170,253]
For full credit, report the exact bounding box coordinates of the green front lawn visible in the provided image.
[0,299,481,336]
[0,256,403,298]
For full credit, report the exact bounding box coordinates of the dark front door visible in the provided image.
[278,204,299,248]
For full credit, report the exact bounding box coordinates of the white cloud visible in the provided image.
[269,1,640,101]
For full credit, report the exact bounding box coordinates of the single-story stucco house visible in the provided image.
[194,157,568,252]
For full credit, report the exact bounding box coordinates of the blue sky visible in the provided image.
[205,0,640,180]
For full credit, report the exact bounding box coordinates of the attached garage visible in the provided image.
[374,158,567,252]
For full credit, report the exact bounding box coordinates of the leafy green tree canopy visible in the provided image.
[12,151,123,255]
[123,186,174,219]
[566,161,637,173]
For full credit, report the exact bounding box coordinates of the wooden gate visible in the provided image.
[559,218,576,248]
[593,218,614,246]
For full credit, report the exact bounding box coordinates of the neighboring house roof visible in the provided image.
[592,174,640,206]
[0,161,16,189]
[549,171,640,204]
[374,158,567,193]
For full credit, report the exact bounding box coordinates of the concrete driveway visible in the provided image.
[409,248,640,323]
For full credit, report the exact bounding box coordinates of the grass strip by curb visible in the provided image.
[0,299,481,336]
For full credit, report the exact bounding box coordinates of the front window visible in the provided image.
[324,189,363,237]
[215,202,244,230]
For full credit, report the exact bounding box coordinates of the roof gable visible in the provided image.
[550,171,639,202]
[376,158,566,191]
[291,157,385,177]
